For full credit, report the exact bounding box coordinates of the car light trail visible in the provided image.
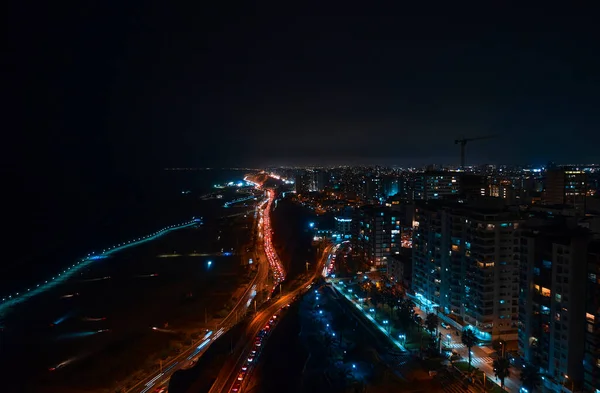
[187,338,211,360]
[52,311,74,326]
[55,330,102,340]
[261,190,285,287]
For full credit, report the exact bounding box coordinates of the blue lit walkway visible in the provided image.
[0,218,201,316]
[223,195,257,208]
[328,279,407,352]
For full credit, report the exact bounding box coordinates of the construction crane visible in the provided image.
[454,135,497,168]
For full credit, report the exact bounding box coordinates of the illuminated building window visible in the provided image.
[541,287,551,297]
[541,305,550,315]
[543,260,552,269]
[587,313,595,323]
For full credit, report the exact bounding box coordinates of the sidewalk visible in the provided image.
[410,299,519,393]
[328,279,407,352]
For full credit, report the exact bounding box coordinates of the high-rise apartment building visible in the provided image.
[295,171,312,195]
[313,169,329,191]
[412,200,521,341]
[518,225,591,392]
[413,172,486,201]
[414,172,460,200]
[382,175,400,198]
[584,243,600,393]
[353,206,403,268]
[545,169,588,211]
[387,248,413,290]
[363,176,384,202]
[488,180,516,204]
[354,206,388,267]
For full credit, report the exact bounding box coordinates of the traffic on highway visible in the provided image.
[227,304,290,393]
[260,189,286,289]
[127,192,275,393]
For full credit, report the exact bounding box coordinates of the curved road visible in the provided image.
[126,201,270,393]
[208,244,331,393]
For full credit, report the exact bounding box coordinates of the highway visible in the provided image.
[207,244,331,393]
[125,198,271,393]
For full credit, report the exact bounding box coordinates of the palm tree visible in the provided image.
[397,298,415,330]
[493,357,511,390]
[425,313,439,338]
[370,288,382,309]
[461,328,478,369]
[384,289,397,317]
[520,363,541,393]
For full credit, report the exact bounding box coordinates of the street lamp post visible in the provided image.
[383,320,390,335]
[398,334,406,345]
[564,375,574,392]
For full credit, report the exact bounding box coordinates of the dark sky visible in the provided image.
[2,2,600,287]
[5,2,600,171]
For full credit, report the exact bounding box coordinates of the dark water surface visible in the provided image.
[0,169,256,392]
[2,169,248,295]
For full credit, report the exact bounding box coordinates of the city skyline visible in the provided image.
[4,2,600,392]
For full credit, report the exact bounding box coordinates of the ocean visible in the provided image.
[0,168,257,392]
[1,169,250,298]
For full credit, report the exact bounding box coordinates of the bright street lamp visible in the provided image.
[383,320,390,334]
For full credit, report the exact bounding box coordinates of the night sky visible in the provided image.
[3,3,600,280]
[6,2,600,172]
